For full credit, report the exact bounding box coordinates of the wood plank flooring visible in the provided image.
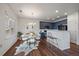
[3,39,79,56]
[3,39,24,56]
[63,43,79,56]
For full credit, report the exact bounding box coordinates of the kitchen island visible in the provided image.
[47,30,70,50]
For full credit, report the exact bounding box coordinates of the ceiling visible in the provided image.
[8,3,79,20]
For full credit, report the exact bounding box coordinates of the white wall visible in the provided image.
[77,11,79,45]
[18,18,40,34]
[0,4,18,55]
[67,11,79,45]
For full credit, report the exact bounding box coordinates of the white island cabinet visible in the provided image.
[47,30,70,50]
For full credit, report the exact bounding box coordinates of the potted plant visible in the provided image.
[17,32,23,39]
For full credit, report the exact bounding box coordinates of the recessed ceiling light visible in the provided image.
[57,16,60,18]
[65,12,68,15]
[56,10,59,13]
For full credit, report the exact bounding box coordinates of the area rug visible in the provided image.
[14,41,39,56]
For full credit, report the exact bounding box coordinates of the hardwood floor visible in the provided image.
[4,39,79,56]
[3,39,24,56]
[63,43,79,56]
